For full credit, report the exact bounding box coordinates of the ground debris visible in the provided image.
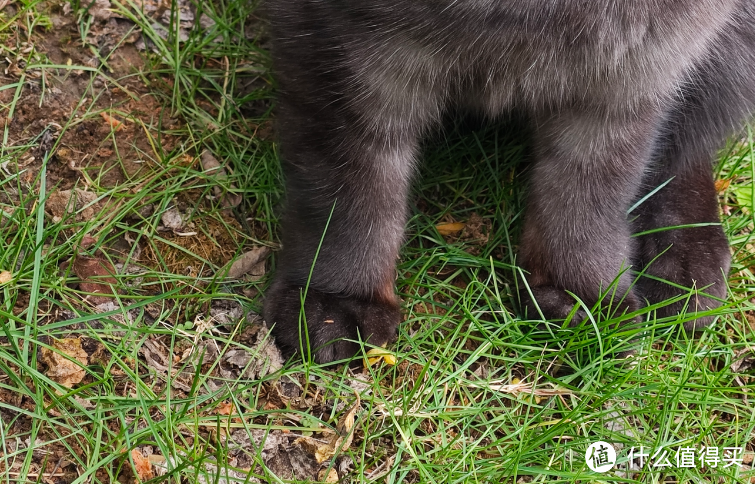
[435,221,466,236]
[160,206,193,232]
[434,212,491,255]
[220,323,283,380]
[46,188,101,223]
[40,337,88,388]
[71,253,118,304]
[223,246,269,280]
[0,2,284,482]
[131,448,154,481]
[295,390,361,464]
[469,378,573,398]
[201,150,243,209]
[139,338,194,392]
[0,270,12,284]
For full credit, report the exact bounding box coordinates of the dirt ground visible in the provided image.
[0,2,374,482]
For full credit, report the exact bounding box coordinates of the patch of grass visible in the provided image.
[1,1,754,483]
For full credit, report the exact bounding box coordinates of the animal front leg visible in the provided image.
[518,107,660,323]
[263,76,439,363]
[264,133,419,362]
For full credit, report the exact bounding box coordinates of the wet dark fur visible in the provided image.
[263,0,755,363]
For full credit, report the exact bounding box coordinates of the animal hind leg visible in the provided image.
[632,4,755,329]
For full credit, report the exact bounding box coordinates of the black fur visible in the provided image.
[263,1,754,363]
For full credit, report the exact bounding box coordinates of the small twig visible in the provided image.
[366,455,395,481]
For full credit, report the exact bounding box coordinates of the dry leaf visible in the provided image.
[131,449,154,481]
[470,379,573,397]
[224,246,270,280]
[220,324,284,380]
[73,255,117,303]
[160,207,187,231]
[730,346,755,373]
[87,0,113,20]
[139,339,192,392]
[40,338,88,388]
[435,222,466,236]
[715,178,731,192]
[296,436,333,464]
[318,468,339,483]
[296,391,361,463]
[79,235,97,249]
[217,401,234,416]
[148,455,168,477]
[334,391,360,442]
[0,271,11,284]
[365,347,396,366]
[200,150,222,172]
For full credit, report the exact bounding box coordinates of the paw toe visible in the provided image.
[263,282,400,364]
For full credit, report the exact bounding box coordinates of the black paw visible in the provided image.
[520,285,640,325]
[635,226,730,331]
[263,281,401,364]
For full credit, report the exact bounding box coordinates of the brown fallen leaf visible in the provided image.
[0,270,11,284]
[715,178,731,192]
[131,449,154,482]
[730,346,755,373]
[217,401,234,416]
[73,255,117,303]
[87,0,113,20]
[40,338,88,388]
[296,390,361,464]
[79,235,97,249]
[224,246,270,280]
[435,222,466,236]
[148,455,168,477]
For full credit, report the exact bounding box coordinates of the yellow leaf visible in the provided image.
[365,347,397,366]
[435,222,466,236]
[0,271,11,284]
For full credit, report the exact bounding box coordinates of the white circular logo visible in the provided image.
[585,441,616,473]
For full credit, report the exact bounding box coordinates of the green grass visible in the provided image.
[1,1,754,483]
